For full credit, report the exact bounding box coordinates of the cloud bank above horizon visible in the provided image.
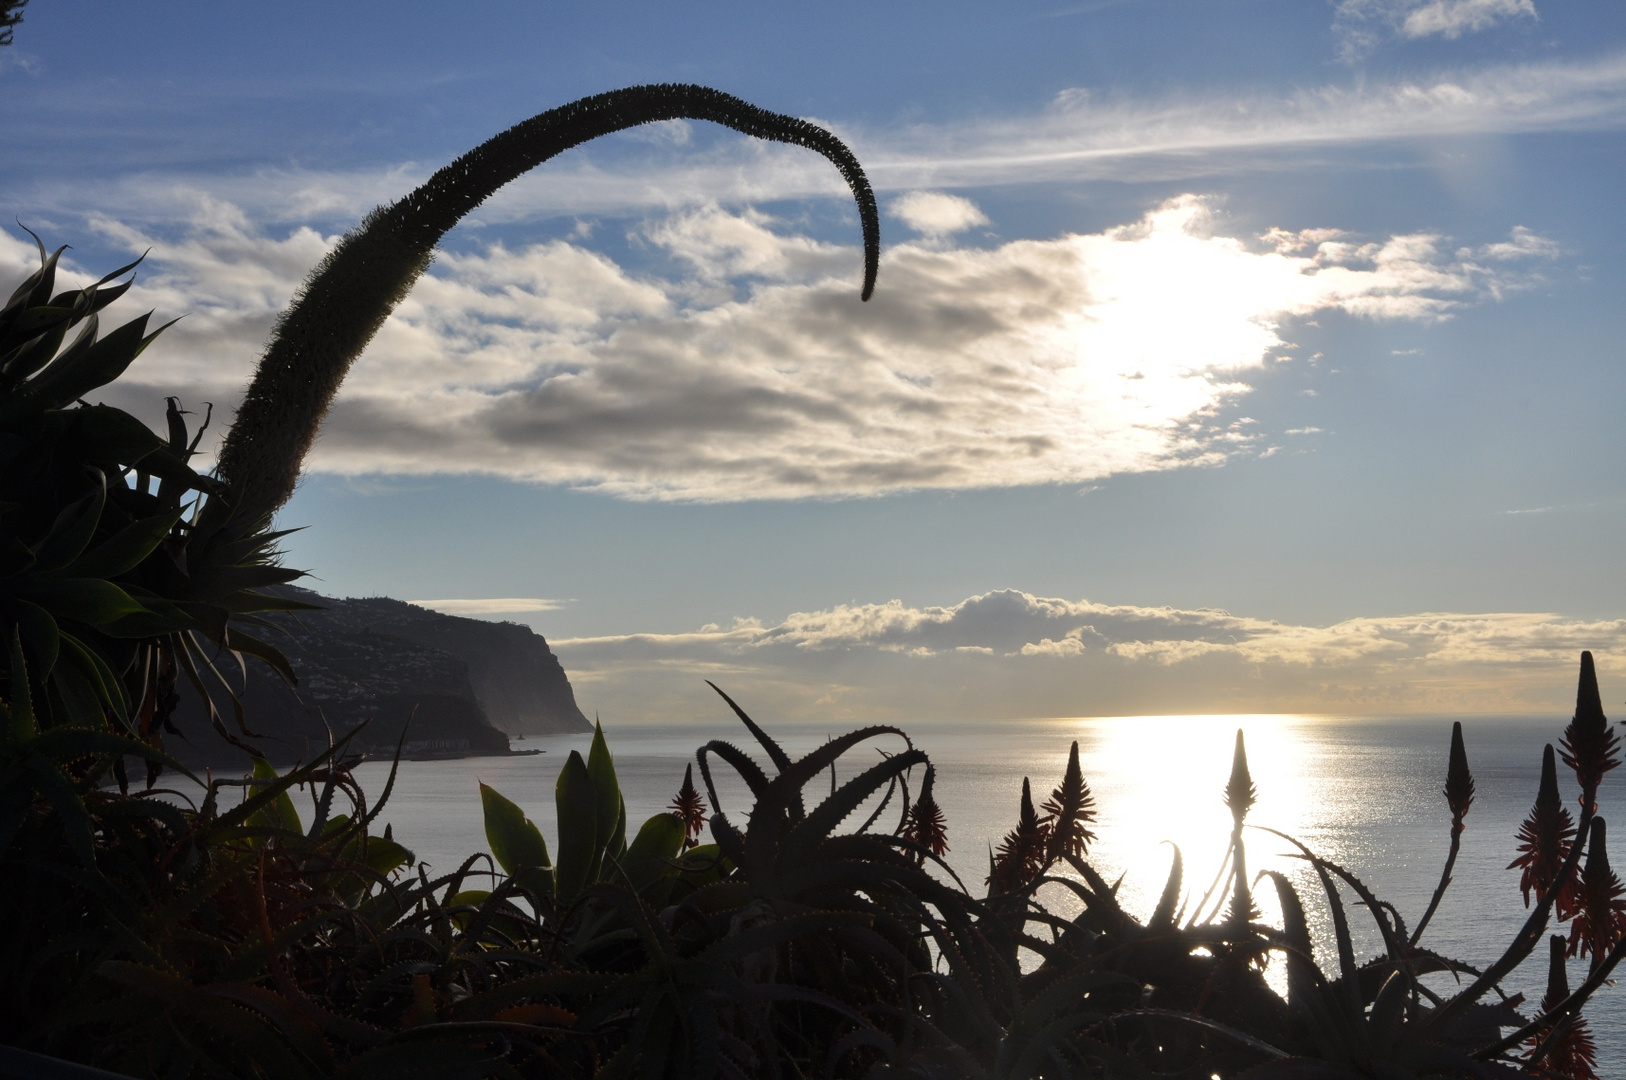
[546,589,1626,723]
[0,194,1556,501]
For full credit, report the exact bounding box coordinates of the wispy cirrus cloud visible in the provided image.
[1,195,1555,501]
[549,589,1626,722]
[8,52,1626,228]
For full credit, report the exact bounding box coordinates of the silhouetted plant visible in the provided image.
[214,84,881,526]
[0,0,25,47]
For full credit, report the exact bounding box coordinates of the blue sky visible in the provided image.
[6,1,1626,720]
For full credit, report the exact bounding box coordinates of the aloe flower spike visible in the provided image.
[1445,720,1475,829]
[1520,935,1600,1079]
[1568,817,1626,968]
[1223,729,1256,824]
[1560,651,1619,810]
[1412,722,1476,945]
[1509,744,1579,913]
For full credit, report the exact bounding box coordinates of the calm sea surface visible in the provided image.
[329,714,1624,1069]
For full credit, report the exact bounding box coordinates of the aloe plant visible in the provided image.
[7,655,1624,1077]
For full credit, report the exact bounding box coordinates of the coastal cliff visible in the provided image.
[168,587,590,767]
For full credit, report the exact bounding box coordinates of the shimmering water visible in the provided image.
[335,714,1624,1069]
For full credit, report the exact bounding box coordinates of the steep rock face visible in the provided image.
[312,593,591,737]
[167,588,588,768]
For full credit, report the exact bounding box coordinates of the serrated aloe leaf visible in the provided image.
[4,629,35,745]
[479,782,551,878]
[554,750,597,904]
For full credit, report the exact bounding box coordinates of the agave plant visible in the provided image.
[0,240,315,774]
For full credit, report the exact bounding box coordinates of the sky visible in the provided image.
[5,0,1626,722]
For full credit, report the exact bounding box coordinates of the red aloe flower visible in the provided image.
[1041,740,1097,863]
[989,777,1050,893]
[1566,818,1626,968]
[1509,744,1579,913]
[668,763,708,850]
[1525,934,1599,1080]
[901,764,949,859]
[1559,652,1619,810]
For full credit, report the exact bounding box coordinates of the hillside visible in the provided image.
[167,588,590,767]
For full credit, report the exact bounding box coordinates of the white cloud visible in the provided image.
[890,191,991,237]
[549,589,1626,722]
[1402,0,1537,40]
[408,598,570,615]
[4,199,1553,502]
[1335,0,1538,58]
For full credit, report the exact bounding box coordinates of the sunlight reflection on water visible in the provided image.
[336,713,1625,1069]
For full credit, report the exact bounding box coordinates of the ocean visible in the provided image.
[339,713,1625,1070]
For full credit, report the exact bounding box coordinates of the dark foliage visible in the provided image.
[0,0,24,47]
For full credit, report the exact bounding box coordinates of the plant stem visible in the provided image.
[1408,819,1462,947]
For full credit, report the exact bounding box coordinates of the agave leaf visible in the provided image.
[52,631,129,725]
[479,782,551,878]
[553,749,597,904]
[11,599,57,684]
[22,312,175,413]
[51,404,164,469]
[31,471,105,572]
[14,576,147,626]
[4,309,87,388]
[221,625,299,686]
[64,507,183,579]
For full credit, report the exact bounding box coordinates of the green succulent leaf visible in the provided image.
[14,576,146,625]
[250,757,305,838]
[619,812,685,892]
[64,507,183,579]
[587,719,622,855]
[479,782,551,878]
[554,749,597,904]
[32,473,105,572]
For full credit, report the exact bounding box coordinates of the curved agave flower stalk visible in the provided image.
[216,84,882,521]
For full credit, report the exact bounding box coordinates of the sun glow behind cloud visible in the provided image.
[1,195,1555,502]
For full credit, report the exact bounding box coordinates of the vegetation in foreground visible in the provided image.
[2,87,1623,1077]
[2,644,1622,1078]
